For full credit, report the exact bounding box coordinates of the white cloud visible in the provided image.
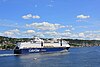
[45,31,59,36]
[43,31,72,38]
[94,37,100,40]
[22,14,32,19]
[4,31,14,36]
[77,14,90,19]
[71,28,75,30]
[76,31,100,40]
[36,32,45,37]
[65,29,71,32]
[22,14,40,19]
[32,15,40,19]
[22,30,36,37]
[65,25,72,28]
[22,31,44,38]
[76,20,88,22]
[78,26,88,28]
[1,19,100,40]
[3,29,20,37]
[79,33,85,37]
[10,29,20,33]
[1,28,100,40]
[26,22,65,31]
[60,32,71,38]
[25,30,35,34]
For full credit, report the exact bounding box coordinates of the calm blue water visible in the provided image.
[0,46,100,67]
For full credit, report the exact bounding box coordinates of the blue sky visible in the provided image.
[0,0,100,40]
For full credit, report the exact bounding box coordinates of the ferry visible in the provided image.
[14,37,70,54]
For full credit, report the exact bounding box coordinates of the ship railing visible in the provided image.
[43,45,54,48]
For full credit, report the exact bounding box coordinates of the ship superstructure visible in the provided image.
[14,37,70,54]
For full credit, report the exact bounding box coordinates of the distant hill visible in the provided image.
[0,36,100,50]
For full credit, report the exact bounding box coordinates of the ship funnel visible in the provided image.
[60,39,62,46]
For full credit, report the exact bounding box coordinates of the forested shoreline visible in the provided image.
[0,36,100,50]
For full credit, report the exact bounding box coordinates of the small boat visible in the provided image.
[14,37,70,54]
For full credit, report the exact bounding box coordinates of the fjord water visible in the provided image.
[0,46,100,67]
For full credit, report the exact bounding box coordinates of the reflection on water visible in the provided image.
[0,54,18,57]
[0,51,69,57]
[18,52,69,59]
[13,52,70,67]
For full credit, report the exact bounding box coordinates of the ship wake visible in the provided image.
[0,54,19,57]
